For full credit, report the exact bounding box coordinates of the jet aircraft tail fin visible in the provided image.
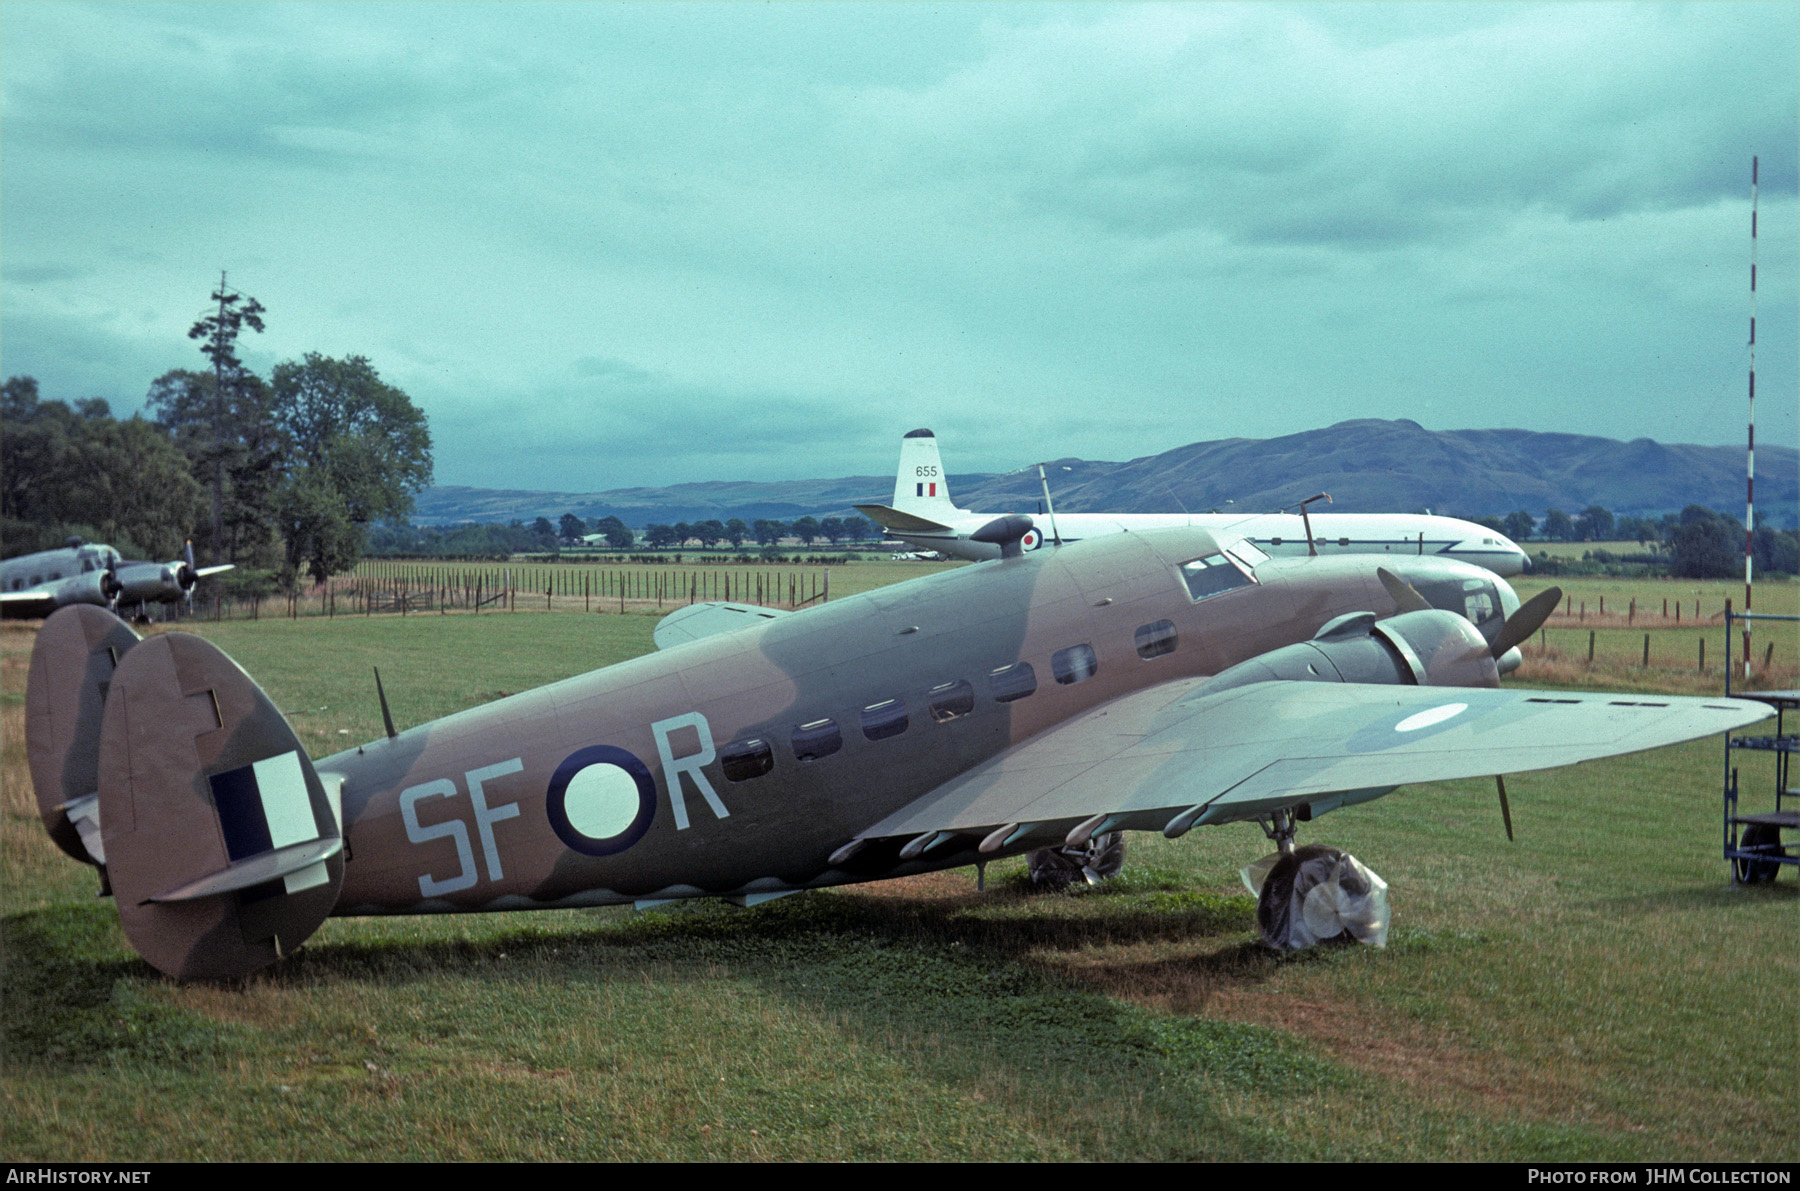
[28,608,345,980]
[892,428,962,516]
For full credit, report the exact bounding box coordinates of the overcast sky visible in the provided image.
[4,2,1795,492]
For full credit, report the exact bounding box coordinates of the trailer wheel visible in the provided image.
[1733,823,1781,885]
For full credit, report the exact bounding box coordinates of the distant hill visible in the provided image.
[414,420,1797,528]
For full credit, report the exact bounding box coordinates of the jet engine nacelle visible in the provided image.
[1198,608,1500,697]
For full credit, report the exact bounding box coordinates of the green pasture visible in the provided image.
[3,570,1795,1161]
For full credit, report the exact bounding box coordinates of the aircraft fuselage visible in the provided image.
[320,528,1510,914]
[882,511,1529,576]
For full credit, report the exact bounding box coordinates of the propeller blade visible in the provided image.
[1488,586,1563,660]
[1376,567,1433,614]
[1496,774,1515,842]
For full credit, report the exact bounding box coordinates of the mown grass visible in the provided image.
[2,570,1795,1161]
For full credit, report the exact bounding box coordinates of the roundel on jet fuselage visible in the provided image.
[546,745,657,857]
[1020,528,1043,551]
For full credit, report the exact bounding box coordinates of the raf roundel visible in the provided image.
[1020,529,1043,551]
[546,745,657,856]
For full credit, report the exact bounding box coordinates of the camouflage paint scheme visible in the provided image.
[26,524,1770,980]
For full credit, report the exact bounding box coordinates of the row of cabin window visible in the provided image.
[11,557,108,589]
[715,619,1182,783]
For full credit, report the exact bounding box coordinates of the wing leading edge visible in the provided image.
[852,680,1771,846]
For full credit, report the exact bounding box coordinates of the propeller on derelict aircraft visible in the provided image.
[100,559,124,611]
[1377,567,1562,661]
[175,540,235,608]
[1378,567,1562,842]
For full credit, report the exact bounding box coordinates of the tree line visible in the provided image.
[1481,504,1798,579]
[2,280,432,586]
[366,514,879,559]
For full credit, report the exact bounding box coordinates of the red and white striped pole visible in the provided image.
[1744,155,1757,679]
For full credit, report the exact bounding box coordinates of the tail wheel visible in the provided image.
[1027,831,1126,889]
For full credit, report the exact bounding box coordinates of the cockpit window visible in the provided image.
[1225,539,1269,567]
[1461,577,1497,625]
[1180,554,1255,602]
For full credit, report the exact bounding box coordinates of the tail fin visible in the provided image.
[892,428,961,516]
[29,607,344,980]
[26,605,142,866]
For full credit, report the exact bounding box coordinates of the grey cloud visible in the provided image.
[2,263,87,285]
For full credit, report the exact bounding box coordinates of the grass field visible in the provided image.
[3,569,1795,1161]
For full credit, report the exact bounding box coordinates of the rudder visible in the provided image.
[97,632,343,981]
[892,427,960,515]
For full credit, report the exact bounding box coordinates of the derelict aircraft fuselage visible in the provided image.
[28,523,1766,981]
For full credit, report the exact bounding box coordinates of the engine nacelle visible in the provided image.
[115,561,182,605]
[1198,607,1499,697]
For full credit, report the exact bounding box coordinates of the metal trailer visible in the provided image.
[1722,611,1798,883]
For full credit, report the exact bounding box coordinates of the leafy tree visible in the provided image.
[270,354,433,584]
[844,516,871,543]
[187,278,266,564]
[753,519,786,547]
[146,368,286,567]
[559,513,587,541]
[1753,524,1799,576]
[1670,505,1742,579]
[1502,511,1535,542]
[1541,508,1574,542]
[819,517,845,545]
[593,515,634,549]
[2,376,203,559]
[644,523,678,550]
[672,522,693,548]
[1574,505,1614,542]
[1614,516,1657,546]
[791,516,820,546]
[724,518,749,548]
[695,519,726,548]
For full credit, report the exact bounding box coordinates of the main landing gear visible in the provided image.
[1026,832,1127,889]
[1244,811,1391,950]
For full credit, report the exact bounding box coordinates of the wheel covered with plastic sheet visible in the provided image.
[1027,832,1126,889]
[1241,844,1390,950]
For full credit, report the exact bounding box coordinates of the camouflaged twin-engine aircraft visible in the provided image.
[26,519,1768,981]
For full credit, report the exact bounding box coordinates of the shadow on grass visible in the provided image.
[5,877,1626,1160]
[1,903,236,1069]
[1596,876,1800,914]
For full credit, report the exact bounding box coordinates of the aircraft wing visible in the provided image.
[0,590,61,614]
[653,601,790,649]
[853,504,956,535]
[852,680,1771,845]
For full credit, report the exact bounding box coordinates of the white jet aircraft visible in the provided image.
[855,429,1530,577]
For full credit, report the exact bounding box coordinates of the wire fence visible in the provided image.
[186,560,839,622]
